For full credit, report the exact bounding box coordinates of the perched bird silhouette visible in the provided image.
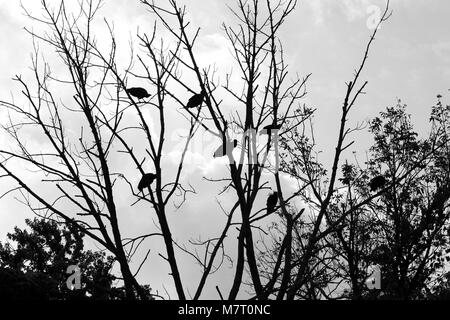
[137,173,157,192]
[260,123,282,135]
[186,91,205,109]
[369,175,386,192]
[213,139,238,158]
[126,87,151,100]
[266,192,278,214]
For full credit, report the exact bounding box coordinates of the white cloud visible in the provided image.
[306,0,386,25]
[309,0,325,25]
[340,0,373,21]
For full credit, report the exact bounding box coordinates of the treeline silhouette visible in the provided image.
[0,218,153,300]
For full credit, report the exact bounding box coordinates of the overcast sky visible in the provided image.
[0,0,449,299]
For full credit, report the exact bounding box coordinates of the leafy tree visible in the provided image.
[362,101,450,299]
[326,99,450,300]
[0,217,153,299]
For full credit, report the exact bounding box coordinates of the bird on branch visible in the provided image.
[126,87,151,100]
[369,175,386,192]
[266,191,278,214]
[138,173,157,192]
[259,123,282,135]
[186,91,206,109]
[213,139,238,158]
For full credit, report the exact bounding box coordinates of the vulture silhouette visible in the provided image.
[126,87,151,99]
[369,175,386,192]
[138,173,157,192]
[266,192,278,214]
[260,123,282,135]
[186,92,205,109]
[213,139,238,158]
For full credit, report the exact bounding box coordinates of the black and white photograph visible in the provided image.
[0,0,449,314]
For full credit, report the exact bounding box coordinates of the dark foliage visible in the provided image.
[0,218,153,300]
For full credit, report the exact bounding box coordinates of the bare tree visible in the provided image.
[0,0,157,299]
[6,0,445,302]
[137,0,320,300]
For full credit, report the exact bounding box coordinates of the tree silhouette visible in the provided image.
[363,101,450,299]
[0,217,154,299]
[323,100,450,300]
[2,0,449,301]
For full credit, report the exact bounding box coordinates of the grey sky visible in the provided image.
[0,0,449,299]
